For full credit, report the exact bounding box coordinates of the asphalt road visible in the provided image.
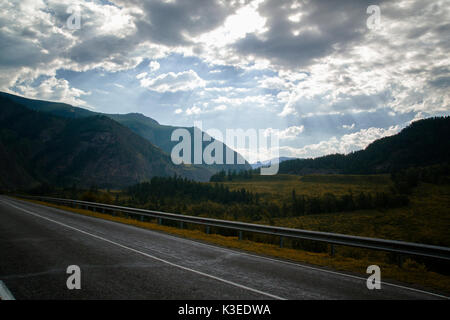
[0,195,447,300]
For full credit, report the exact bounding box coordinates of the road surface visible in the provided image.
[0,195,447,300]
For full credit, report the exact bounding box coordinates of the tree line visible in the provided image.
[391,163,450,194]
[127,175,257,206]
[210,169,255,182]
[282,190,409,217]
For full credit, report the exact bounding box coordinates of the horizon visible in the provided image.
[1,89,443,165]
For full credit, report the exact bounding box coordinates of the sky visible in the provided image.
[1,0,449,162]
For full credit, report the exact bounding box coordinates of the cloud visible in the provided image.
[116,0,243,46]
[16,76,90,107]
[139,70,206,93]
[342,123,355,130]
[186,105,202,115]
[232,0,373,69]
[265,126,305,140]
[281,126,400,158]
[214,104,227,111]
[136,72,147,79]
[149,61,160,72]
[211,94,274,107]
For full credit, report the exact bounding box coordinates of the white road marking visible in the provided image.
[5,197,449,299]
[183,237,450,299]
[0,280,15,300]
[0,199,286,300]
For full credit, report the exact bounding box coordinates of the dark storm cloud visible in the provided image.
[233,0,382,68]
[114,0,245,46]
[0,32,48,67]
[68,35,137,65]
[429,76,450,88]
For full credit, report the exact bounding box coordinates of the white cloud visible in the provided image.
[139,70,206,93]
[149,61,160,72]
[194,0,267,47]
[258,76,291,90]
[17,76,90,108]
[186,105,202,115]
[211,94,274,107]
[342,123,355,130]
[136,72,147,79]
[264,125,305,140]
[214,104,227,111]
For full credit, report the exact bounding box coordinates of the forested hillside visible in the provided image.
[279,117,450,175]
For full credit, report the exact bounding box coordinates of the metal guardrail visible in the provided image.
[15,195,450,261]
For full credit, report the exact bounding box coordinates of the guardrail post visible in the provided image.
[206,226,210,234]
[180,221,184,229]
[158,218,162,225]
[330,244,335,257]
[140,215,144,222]
[279,236,284,248]
[239,231,243,241]
[396,254,404,268]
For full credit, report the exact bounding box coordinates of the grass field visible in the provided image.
[266,183,450,247]
[220,174,450,247]
[221,174,392,203]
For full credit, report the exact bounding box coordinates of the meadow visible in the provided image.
[221,174,391,203]
[221,174,450,246]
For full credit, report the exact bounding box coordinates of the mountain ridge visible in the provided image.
[278,116,450,175]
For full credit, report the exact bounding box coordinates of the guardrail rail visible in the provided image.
[14,195,450,262]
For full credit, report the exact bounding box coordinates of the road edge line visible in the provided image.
[0,281,15,300]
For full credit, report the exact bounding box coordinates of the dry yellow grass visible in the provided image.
[22,198,450,295]
[266,182,450,246]
[221,174,391,202]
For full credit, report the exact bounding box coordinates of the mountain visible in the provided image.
[279,117,450,175]
[107,112,250,174]
[0,92,251,174]
[250,157,296,169]
[0,95,212,190]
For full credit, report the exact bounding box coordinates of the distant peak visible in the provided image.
[123,112,160,124]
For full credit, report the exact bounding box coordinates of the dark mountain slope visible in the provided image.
[0,96,211,189]
[0,91,94,118]
[279,117,450,175]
